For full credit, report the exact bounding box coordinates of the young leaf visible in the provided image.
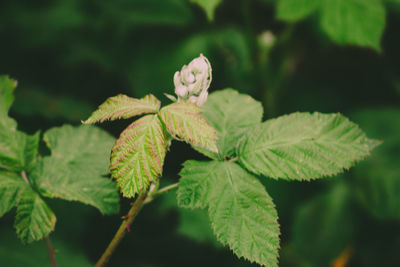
[321,0,385,50]
[238,112,379,181]
[83,94,160,124]
[202,89,263,158]
[178,160,280,267]
[33,125,120,215]
[276,0,321,22]
[15,188,56,244]
[160,102,218,153]
[0,172,28,217]
[110,114,167,198]
[190,0,222,21]
[0,75,17,114]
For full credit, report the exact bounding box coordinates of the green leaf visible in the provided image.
[276,0,321,22]
[291,181,354,265]
[0,172,29,217]
[320,0,385,50]
[202,89,263,158]
[178,160,280,267]
[15,188,56,244]
[0,75,17,114]
[238,112,379,180]
[160,102,218,153]
[33,125,119,215]
[83,94,161,124]
[190,0,222,21]
[111,115,167,198]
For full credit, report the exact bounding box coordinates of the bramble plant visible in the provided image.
[79,55,379,267]
[0,55,379,267]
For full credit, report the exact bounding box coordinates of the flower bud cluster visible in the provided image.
[173,54,211,106]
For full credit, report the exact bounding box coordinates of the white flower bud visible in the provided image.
[172,54,212,104]
[175,85,188,97]
[196,89,208,106]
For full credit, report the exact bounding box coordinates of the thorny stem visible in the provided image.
[44,236,58,267]
[95,187,150,267]
[21,171,58,267]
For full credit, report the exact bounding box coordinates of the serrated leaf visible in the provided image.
[178,160,280,266]
[15,188,56,244]
[190,0,222,21]
[238,112,379,181]
[33,125,119,215]
[160,102,218,153]
[83,94,160,124]
[0,75,17,114]
[202,89,263,158]
[276,0,321,22]
[291,181,354,265]
[320,0,385,50]
[110,114,167,198]
[0,172,29,217]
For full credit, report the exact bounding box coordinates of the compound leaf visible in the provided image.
[160,102,218,153]
[202,89,263,158]
[83,94,160,124]
[110,115,167,198]
[276,0,321,21]
[33,125,119,215]
[238,112,379,180]
[15,188,56,244]
[178,160,280,267]
[0,172,29,217]
[321,0,385,50]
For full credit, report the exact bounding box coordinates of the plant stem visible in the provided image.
[21,170,30,185]
[44,236,57,267]
[143,182,178,204]
[95,188,150,267]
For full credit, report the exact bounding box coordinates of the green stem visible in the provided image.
[95,188,150,267]
[44,236,57,267]
[143,183,178,204]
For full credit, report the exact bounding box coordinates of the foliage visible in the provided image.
[0,76,119,244]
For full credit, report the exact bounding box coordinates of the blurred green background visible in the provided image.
[0,0,399,266]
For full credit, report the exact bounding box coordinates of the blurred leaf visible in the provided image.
[321,0,385,50]
[277,0,321,22]
[33,125,120,215]
[202,89,263,158]
[83,94,160,124]
[238,112,379,180]
[291,181,354,266]
[111,115,167,198]
[190,0,222,21]
[0,227,91,267]
[351,108,400,220]
[15,187,56,244]
[0,75,17,114]
[0,172,28,217]
[178,160,280,267]
[275,0,386,50]
[158,190,221,247]
[160,102,218,152]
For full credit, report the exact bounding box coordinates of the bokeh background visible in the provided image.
[0,0,399,266]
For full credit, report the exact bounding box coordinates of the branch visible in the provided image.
[95,188,150,267]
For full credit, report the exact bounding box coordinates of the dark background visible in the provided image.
[0,0,399,266]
